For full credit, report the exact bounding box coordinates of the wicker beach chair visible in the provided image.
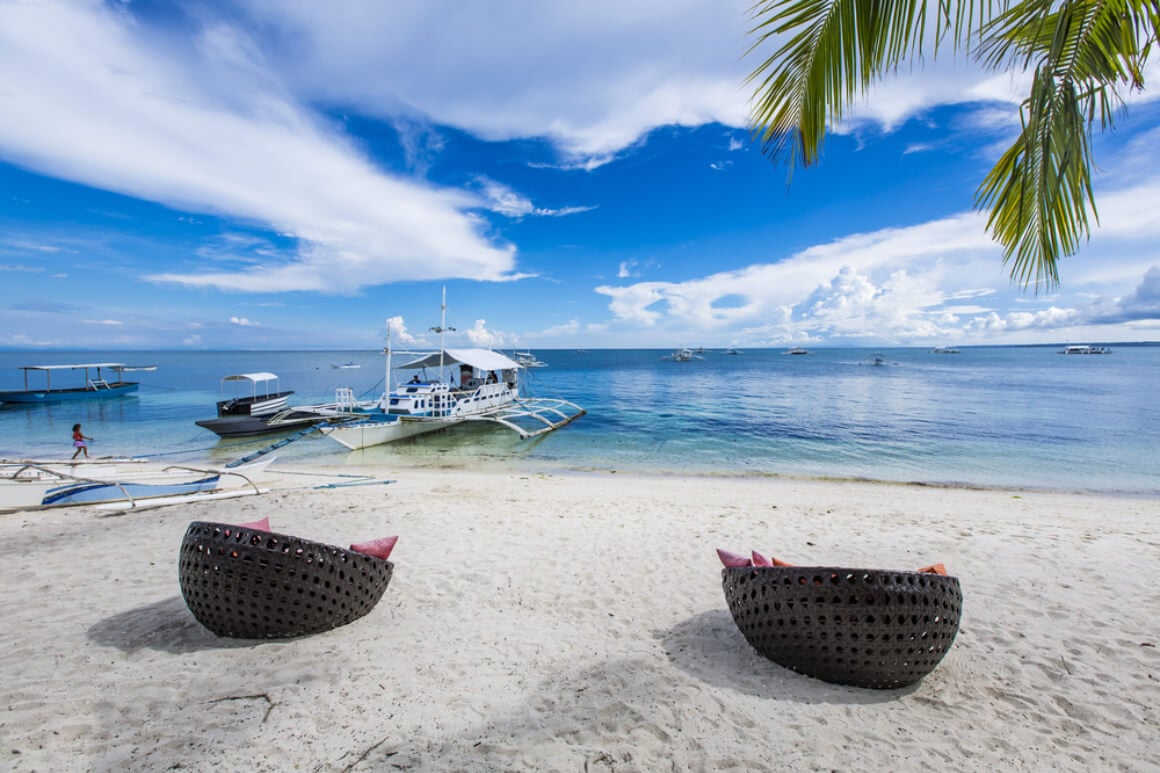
[722,565,962,689]
[178,521,394,639]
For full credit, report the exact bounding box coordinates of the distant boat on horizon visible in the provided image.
[662,348,702,362]
[1060,344,1112,355]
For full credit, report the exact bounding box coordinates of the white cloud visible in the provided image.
[386,315,420,345]
[463,318,512,347]
[249,0,756,162]
[595,204,1160,345]
[477,179,595,218]
[0,1,518,294]
[229,316,257,326]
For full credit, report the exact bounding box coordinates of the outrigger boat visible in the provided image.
[196,372,368,438]
[1060,344,1112,355]
[513,351,549,368]
[0,363,155,404]
[320,294,586,451]
[0,456,273,511]
[662,348,702,362]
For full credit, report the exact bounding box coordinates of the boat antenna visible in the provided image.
[384,318,393,393]
[428,286,455,378]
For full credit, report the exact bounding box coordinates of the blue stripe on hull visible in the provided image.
[0,383,139,404]
[40,474,220,506]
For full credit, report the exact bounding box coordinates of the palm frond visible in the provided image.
[744,0,934,173]
[975,0,1157,288]
[976,66,1095,290]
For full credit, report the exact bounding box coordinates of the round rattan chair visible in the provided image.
[722,566,962,689]
[179,521,394,639]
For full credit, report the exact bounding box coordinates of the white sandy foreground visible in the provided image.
[1,465,1157,772]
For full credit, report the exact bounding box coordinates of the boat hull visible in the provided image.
[196,413,325,438]
[0,473,220,509]
[40,475,222,507]
[0,382,139,404]
[322,415,467,450]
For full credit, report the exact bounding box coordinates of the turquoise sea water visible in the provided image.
[0,345,1156,495]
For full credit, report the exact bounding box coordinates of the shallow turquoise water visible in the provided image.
[0,345,1156,495]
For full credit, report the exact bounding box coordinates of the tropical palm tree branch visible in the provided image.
[971,0,1160,288]
[745,0,937,171]
[976,66,1095,289]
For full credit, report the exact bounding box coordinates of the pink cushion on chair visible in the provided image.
[236,517,269,532]
[350,535,398,561]
[716,548,752,568]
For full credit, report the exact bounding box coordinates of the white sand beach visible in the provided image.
[1,465,1157,772]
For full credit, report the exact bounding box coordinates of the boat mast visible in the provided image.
[427,286,455,381]
[384,319,393,391]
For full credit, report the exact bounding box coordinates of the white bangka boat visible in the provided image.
[1060,344,1112,354]
[0,457,273,511]
[662,348,702,362]
[320,296,585,451]
[513,351,549,368]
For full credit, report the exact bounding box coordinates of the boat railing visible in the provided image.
[163,464,263,495]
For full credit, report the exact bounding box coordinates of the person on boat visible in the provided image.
[486,371,498,384]
[410,374,421,384]
[71,423,93,459]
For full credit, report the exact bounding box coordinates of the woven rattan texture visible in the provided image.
[179,521,393,639]
[722,566,961,689]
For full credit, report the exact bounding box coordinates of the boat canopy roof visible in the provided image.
[21,363,127,371]
[221,372,279,383]
[399,348,521,372]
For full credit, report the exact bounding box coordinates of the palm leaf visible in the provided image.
[976,0,1153,289]
[745,0,935,172]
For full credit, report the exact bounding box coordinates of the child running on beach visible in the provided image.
[71,423,92,459]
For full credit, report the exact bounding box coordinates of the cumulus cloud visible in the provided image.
[1086,266,1160,324]
[229,316,257,326]
[462,319,513,347]
[593,209,1112,344]
[385,315,421,345]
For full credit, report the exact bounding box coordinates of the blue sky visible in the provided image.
[1,0,1159,351]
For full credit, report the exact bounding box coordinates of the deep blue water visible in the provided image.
[1,345,1156,495]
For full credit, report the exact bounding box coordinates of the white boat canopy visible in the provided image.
[221,373,279,384]
[399,348,521,372]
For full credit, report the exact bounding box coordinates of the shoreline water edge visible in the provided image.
[1,345,1158,496]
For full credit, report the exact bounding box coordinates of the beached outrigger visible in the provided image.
[320,298,585,451]
[0,456,272,511]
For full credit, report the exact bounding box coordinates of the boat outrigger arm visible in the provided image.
[463,397,587,439]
